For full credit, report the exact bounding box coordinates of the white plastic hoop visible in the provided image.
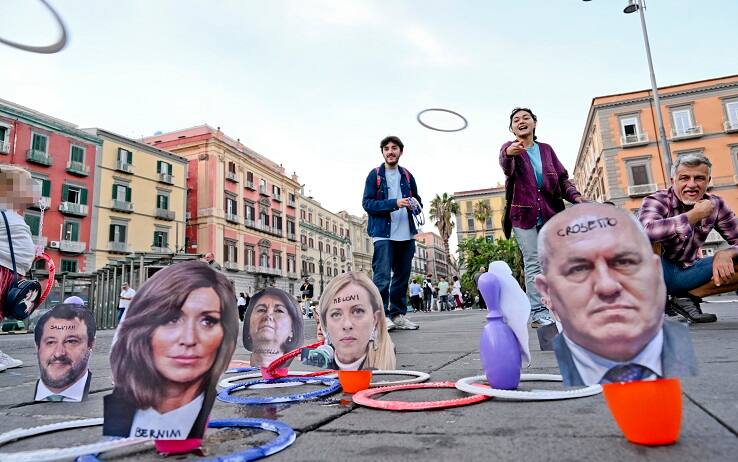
[218,371,337,389]
[370,370,430,387]
[218,369,430,389]
[455,374,602,401]
[0,418,150,462]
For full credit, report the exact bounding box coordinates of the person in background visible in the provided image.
[437,276,450,311]
[203,252,223,272]
[451,275,463,309]
[237,292,248,321]
[422,273,433,312]
[473,266,487,309]
[0,164,40,371]
[500,107,583,328]
[300,278,314,319]
[409,277,422,313]
[118,282,136,323]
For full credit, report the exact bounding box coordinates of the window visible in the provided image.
[302,260,308,274]
[289,192,296,203]
[228,162,236,174]
[309,237,314,248]
[301,234,307,245]
[245,245,255,265]
[308,212,313,223]
[287,255,296,272]
[630,165,649,185]
[157,161,173,175]
[247,171,254,182]
[620,117,639,138]
[62,221,80,241]
[0,125,9,144]
[319,217,323,227]
[224,240,237,263]
[32,177,51,199]
[272,185,281,198]
[61,259,78,273]
[333,224,337,234]
[340,248,345,259]
[467,215,475,230]
[260,211,269,227]
[727,101,738,122]
[32,133,47,153]
[157,193,169,210]
[365,238,370,251]
[113,184,131,202]
[244,201,255,220]
[225,196,237,215]
[327,267,332,277]
[62,185,87,204]
[24,211,41,236]
[260,178,267,193]
[672,109,694,135]
[300,209,306,220]
[287,219,295,235]
[118,148,132,164]
[333,245,337,256]
[273,252,282,270]
[70,145,85,163]
[109,223,127,242]
[260,252,269,267]
[485,216,493,229]
[273,215,282,231]
[309,262,315,273]
[153,230,169,248]
[319,241,324,252]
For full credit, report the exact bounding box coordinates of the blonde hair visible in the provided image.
[0,164,39,209]
[319,272,395,370]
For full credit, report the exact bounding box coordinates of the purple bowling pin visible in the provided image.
[479,271,522,390]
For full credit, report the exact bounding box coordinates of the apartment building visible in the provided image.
[338,211,373,278]
[415,231,450,280]
[453,185,506,244]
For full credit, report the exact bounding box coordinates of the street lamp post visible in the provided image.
[585,0,673,179]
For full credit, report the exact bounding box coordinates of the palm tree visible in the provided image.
[473,200,491,232]
[429,193,460,274]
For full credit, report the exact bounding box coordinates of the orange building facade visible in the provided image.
[573,75,738,252]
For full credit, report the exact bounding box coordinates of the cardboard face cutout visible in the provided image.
[34,303,96,402]
[104,261,238,441]
[535,205,698,386]
[303,272,396,371]
[242,288,304,368]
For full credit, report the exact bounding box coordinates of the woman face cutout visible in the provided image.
[248,294,293,349]
[325,284,377,364]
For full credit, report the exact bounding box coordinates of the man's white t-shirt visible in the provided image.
[119,288,136,309]
[0,209,36,274]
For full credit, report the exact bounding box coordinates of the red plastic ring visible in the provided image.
[264,340,336,378]
[352,381,490,411]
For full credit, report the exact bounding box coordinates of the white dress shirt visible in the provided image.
[129,393,204,439]
[35,370,91,402]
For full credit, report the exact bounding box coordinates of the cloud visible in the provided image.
[402,24,468,67]
[284,0,378,27]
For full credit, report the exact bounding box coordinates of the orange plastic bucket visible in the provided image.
[602,377,682,446]
[338,370,372,394]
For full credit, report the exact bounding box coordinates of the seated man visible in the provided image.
[639,153,738,323]
[535,203,697,386]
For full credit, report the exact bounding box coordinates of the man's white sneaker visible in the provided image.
[0,351,23,369]
[392,315,419,330]
[386,317,397,331]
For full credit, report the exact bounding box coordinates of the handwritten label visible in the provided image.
[134,428,182,439]
[49,325,76,330]
[556,217,618,237]
[333,294,360,304]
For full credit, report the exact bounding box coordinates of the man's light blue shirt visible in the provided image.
[373,166,411,242]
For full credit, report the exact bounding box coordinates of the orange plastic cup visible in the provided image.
[338,370,372,394]
[602,377,682,446]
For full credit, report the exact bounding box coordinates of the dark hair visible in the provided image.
[240,292,245,297]
[111,261,238,408]
[242,288,304,352]
[35,304,96,347]
[453,275,458,281]
[380,136,404,153]
[509,107,538,141]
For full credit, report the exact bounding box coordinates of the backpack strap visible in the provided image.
[1,211,19,284]
[375,167,381,200]
[400,167,413,199]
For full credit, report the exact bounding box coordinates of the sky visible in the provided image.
[2,0,736,254]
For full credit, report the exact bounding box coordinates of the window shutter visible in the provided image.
[80,188,88,205]
[24,214,40,236]
[163,195,168,210]
[128,150,133,163]
[125,186,131,202]
[157,161,162,174]
[109,225,115,242]
[42,179,51,197]
[71,222,79,241]
[112,184,117,199]
[62,184,69,201]
[168,163,173,175]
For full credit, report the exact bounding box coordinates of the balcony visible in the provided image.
[111,199,134,213]
[245,180,256,190]
[155,208,175,220]
[28,196,51,211]
[245,265,257,273]
[287,198,296,208]
[158,172,173,184]
[66,160,90,176]
[671,125,703,140]
[272,227,283,237]
[244,218,256,228]
[259,185,268,196]
[226,171,239,183]
[108,241,131,254]
[627,183,657,197]
[272,193,282,202]
[287,271,300,280]
[116,161,133,173]
[620,132,649,147]
[725,120,738,133]
[225,212,240,224]
[0,140,9,154]
[287,232,297,241]
[150,246,173,254]
[59,202,88,216]
[224,261,240,271]
[27,149,53,166]
[60,240,86,254]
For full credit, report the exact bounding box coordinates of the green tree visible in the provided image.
[429,193,460,273]
[457,236,524,297]
[473,200,491,231]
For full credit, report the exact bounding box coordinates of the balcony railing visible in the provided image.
[60,240,86,253]
[116,161,133,173]
[245,180,256,190]
[627,183,657,197]
[108,241,131,253]
[111,199,134,212]
[272,193,281,202]
[155,208,175,220]
[259,185,268,195]
[158,172,173,184]
[724,120,738,133]
[224,261,240,271]
[620,132,649,146]
[287,271,300,279]
[245,265,257,273]
[225,212,240,223]
[27,149,53,166]
[0,140,9,154]
[28,196,51,210]
[287,198,296,208]
[287,232,297,241]
[66,160,90,176]
[150,246,173,254]
[226,171,239,182]
[272,227,283,236]
[671,125,704,140]
[59,202,88,216]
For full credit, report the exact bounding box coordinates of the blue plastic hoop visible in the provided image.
[225,367,259,374]
[218,377,340,405]
[199,418,295,462]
